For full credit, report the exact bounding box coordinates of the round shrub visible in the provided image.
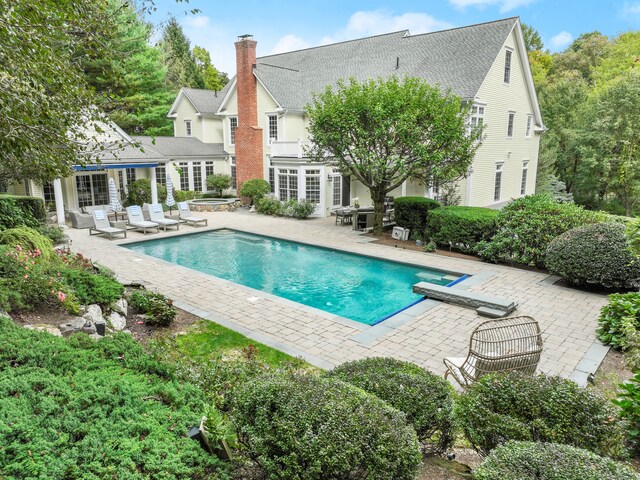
[130,290,176,326]
[456,372,626,458]
[476,194,594,268]
[255,196,282,216]
[394,196,441,238]
[329,357,455,454]
[232,373,422,480]
[239,178,270,204]
[425,206,498,254]
[474,441,640,480]
[0,226,53,260]
[546,222,640,289]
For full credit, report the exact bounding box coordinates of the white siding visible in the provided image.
[173,100,200,139]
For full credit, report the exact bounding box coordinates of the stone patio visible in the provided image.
[65,209,610,385]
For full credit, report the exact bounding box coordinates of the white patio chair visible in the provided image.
[89,209,126,240]
[178,201,208,227]
[125,205,159,234]
[148,203,180,231]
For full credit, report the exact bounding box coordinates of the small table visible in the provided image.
[108,210,127,222]
[109,220,127,230]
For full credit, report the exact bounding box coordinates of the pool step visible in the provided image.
[412,282,517,315]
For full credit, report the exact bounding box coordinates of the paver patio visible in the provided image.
[66,210,610,384]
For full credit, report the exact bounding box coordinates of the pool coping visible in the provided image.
[120,227,474,331]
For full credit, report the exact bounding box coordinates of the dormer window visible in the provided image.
[185,120,192,137]
[504,49,512,84]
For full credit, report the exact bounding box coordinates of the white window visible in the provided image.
[507,112,515,138]
[521,161,529,195]
[178,162,189,190]
[75,173,108,208]
[230,157,236,189]
[125,168,137,187]
[185,120,192,137]
[278,168,298,201]
[192,161,203,192]
[525,114,533,138]
[42,182,55,203]
[331,174,342,207]
[205,161,214,179]
[471,104,485,129]
[304,169,321,204]
[267,114,278,142]
[156,165,166,187]
[268,158,275,193]
[494,164,503,202]
[229,117,238,145]
[504,49,512,84]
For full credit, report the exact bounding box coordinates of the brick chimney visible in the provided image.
[234,34,263,192]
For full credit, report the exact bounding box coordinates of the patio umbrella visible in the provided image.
[165,170,176,214]
[108,177,122,212]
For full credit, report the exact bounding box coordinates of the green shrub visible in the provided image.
[255,196,282,216]
[456,372,626,457]
[206,173,232,196]
[35,224,66,244]
[124,178,152,206]
[616,371,640,451]
[630,219,640,258]
[597,292,640,349]
[476,195,595,268]
[394,196,441,238]
[232,373,421,480]
[0,226,53,260]
[130,290,177,326]
[0,317,227,479]
[283,198,315,219]
[546,223,640,289]
[0,194,46,230]
[425,206,498,254]
[60,268,124,306]
[329,357,455,454]
[474,441,639,480]
[239,178,270,204]
[174,189,200,202]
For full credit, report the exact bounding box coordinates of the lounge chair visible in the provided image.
[69,210,93,229]
[125,205,159,234]
[178,201,208,227]
[147,203,180,231]
[89,209,127,240]
[443,316,543,388]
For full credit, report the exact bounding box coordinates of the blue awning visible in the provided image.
[72,162,159,171]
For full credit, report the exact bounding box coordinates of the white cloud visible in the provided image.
[271,34,310,54]
[548,31,573,51]
[449,0,536,13]
[622,2,640,14]
[321,10,453,45]
[183,15,210,29]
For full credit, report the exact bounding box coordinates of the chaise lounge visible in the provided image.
[126,205,160,234]
[147,203,180,231]
[89,209,127,240]
[178,201,208,227]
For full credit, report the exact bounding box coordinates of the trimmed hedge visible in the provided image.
[456,372,626,458]
[329,357,455,454]
[0,316,227,479]
[425,206,498,254]
[474,441,640,480]
[232,373,422,480]
[394,196,440,238]
[546,222,640,289]
[0,194,46,230]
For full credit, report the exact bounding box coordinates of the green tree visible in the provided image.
[193,46,228,92]
[306,77,481,234]
[551,32,609,83]
[160,17,203,91]
[592,31,640,87]
[206,173,231,196]
[521,23,543,52]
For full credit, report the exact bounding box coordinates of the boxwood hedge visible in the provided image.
[329,357,455,454]
[0,316,227,479]
[394,196,440,239]
[424,206,498,254]
[456,372,626,458]
[474,441,639,480]
[231,372,422,480]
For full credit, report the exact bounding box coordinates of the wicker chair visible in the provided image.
[443,316,543,388]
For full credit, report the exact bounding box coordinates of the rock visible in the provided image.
[71,317,86,329]
[82,322,97,335]
[83,304,103,324]
[112,298,128,316]
[24,324,63,337]
[59,323,77,337]
[94,319,106,336]
[107,311,127,331]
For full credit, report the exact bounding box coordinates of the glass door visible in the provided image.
[75,173,108,209]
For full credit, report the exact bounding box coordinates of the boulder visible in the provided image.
[82,322,97,335]
[24,324,63,337]
[107,311,127,331]
[112,298,128,316]
[60,317,95,337]
[83,304,103,324]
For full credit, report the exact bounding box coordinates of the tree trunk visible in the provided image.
[370,188,387,235]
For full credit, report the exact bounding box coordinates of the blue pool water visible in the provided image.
[125,229,461,325]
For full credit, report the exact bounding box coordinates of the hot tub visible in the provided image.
[187,198,240,212]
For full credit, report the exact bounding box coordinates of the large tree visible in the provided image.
[159,17,203,91]
[306,77,481,234]
[193,46,228,92]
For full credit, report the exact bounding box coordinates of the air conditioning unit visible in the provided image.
[392,226,409,241]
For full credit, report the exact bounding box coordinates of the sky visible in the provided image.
[147,0,640,76]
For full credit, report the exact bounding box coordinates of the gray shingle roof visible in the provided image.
[90,142,164,162]
[132,136,226,157]
[255,18,518,110]
[181,84,231,114]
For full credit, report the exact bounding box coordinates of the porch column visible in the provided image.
[53,178,65,227]
[150,167,158,204]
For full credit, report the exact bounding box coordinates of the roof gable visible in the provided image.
[168,85,232,117]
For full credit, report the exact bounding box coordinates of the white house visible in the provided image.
[167,16,544,216]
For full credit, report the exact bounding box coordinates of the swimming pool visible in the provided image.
[125,229,462,325]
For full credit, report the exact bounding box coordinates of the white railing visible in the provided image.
[270,138,307,158]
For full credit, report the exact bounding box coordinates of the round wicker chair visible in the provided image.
[443,315,543,388]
